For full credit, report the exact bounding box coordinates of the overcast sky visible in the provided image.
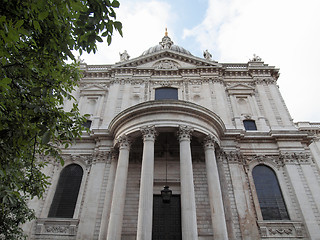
[81,0,320,123]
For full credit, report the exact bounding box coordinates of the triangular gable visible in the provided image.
[80,84,108,96]
[226,83,255,95]
[113,49,222,69]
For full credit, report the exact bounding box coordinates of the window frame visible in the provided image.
[48,164,84,218]
[154,87,179,100]
[243,119,257,131]
[252,164,289,220]
[40,161,87,219]
[247,161,293,222]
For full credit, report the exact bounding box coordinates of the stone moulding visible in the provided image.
[257,221,305,238]
[35,218,79,236]
[108,100,225,141]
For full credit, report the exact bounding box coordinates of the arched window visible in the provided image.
[252,165,289,220]
[243,119,257,130]
[155,87,178,100]
[48,164,83,218]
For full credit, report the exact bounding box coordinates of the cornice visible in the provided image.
[217,150,313,167]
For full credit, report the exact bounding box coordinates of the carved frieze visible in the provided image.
[217,150,243,164]
[218,151,313,169]
[257,221,305,238]
[279,152,313,165]
[35,218,79,236]
[253,77,276,85]
[92,150,111,164]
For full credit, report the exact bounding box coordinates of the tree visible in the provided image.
[0,0,122,239]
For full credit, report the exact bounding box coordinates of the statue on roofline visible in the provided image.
[203,49,212,60]
[120,50,130,62]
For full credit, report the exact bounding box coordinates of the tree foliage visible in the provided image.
[0,0,122,238]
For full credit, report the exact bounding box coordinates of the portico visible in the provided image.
[103,101,228,240]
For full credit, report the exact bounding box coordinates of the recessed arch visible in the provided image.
[48,164,83,218]
[108,100,225,145]
[252,165,289,220]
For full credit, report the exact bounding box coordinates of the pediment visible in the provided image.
[80,84,108,95]
[226,83,255,95]
[113,49,222,69]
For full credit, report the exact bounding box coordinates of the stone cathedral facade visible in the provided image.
[23,33,320,240]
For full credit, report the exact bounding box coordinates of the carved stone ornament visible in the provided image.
[203,134,216,149]
[160,35,173,49]
[45,225,69,233]
[203,49,212,60]
[61,154,92,168]
[257,221,304,238]
[92,151,111,164]
[35,219,79,236]
[250,54,262,62]
[140,125,157,142]
[177,125,193,142]
[154,60,179,70]
[217,150,243,164]
[279,152,312,165]
[244,155,283,171]
[117,135,131,150]
[119,50,130,62]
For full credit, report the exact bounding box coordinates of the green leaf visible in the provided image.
[15,20,24,28]
[96,36,103,42]
[111,0,120,8]
[107,35,111,45]
[101,31,109,37]
[33,20,41,32]
[114,21,122,31]
[38,11,49,21]
[1,77,12,85]
[41,131,51,144]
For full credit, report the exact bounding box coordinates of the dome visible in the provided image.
[141,31,192,56]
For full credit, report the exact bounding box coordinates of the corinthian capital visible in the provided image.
[117,135,131,150]
[203,134,216,149]
[178,125,193,142]
[140,125,157,142]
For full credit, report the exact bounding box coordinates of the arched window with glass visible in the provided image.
[252,165,289,220]
[48,164,83,218]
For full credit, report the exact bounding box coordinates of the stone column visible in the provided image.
[178,125,198,240]
[106,135,131,240]
[136,126,157,240]
[203,135,228,240]
[98,151,118,240]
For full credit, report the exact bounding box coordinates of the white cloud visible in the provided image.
[184,0,320,122]
[81,1,174,64]
[80,0,320,122]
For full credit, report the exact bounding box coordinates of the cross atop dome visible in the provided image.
[141,29,192,56]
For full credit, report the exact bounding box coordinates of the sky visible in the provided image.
[81,0,320,122]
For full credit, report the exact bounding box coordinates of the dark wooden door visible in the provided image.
[152,195,182,240]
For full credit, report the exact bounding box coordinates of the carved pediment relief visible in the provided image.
[153,60,180,70]
[226,83,255,95]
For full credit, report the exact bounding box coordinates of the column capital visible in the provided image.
[110,148,119,162]
[117,135,131,150]
[178,125,193,142]
[203,134,216,150]
[140,125,157,142]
